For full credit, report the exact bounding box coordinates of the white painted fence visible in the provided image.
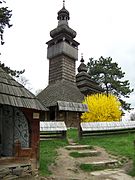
[40,121,67,139]
[79,121,135,138]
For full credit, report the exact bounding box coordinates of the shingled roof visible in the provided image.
[0,67,47,111]
[37,80,84,108]
[76,57,104,95]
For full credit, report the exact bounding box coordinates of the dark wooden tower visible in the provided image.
[46,1,79,84]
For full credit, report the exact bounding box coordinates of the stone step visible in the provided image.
[90,169,134,180]
[0,168,11,178]
[85,159,119,169]
[66,145,93,150]
[77,150,100,157]
[1,174,18,180]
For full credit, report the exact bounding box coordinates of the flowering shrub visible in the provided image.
[81,94,122,122]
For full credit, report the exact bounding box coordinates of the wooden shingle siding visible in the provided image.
[37,80,84,107]
[58,101,88,112]
[0,67,47,111]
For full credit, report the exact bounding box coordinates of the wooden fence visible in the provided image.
[40,121,67,139]
[79,121,135,138]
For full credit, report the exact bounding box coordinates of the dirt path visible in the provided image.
[41,143,135,180]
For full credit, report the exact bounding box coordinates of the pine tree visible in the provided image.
[0,0,12,45]
[87,56,133,110]
[0,0,24,77]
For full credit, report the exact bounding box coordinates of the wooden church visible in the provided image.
[37,1,102,127]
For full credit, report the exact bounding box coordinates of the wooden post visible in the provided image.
[14,140,21,157]
[77,112,81,140]
[0,107,2,157]
[62,131,66,139]
[55,107,57,121]
[66,111,68,127]
[134,140,135,156]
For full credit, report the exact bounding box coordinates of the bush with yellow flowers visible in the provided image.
[81,93,122,122]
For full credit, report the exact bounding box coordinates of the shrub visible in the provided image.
[81,93,122,122]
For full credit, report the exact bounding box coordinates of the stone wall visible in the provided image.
[0,162,38,179]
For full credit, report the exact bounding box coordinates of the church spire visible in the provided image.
[57,0,70,25]
[50,0,77,39]
[78,54,88,73]
[81,53,84,63]
[46,1,80,84]
[63,0,65,8]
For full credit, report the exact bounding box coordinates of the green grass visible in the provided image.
[79,132,135,176]
[80,133,135,159]
[69,151,95,158]
[67,129,135,176]
[69,151,87,158]
[129,160,135,176]
[67,128,79,142]
[39,139,67,176]
[67,129,135,159]
[39,129,135,177]
[80,163,105,172]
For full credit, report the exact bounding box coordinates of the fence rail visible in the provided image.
[40,121,67,139]
[79,121,135,138]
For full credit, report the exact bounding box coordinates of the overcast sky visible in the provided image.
[1,0,135,113]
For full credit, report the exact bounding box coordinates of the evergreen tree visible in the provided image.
[0,0,12,45]
[0,0,24,77]
[0,61,25,77]
[87,56,133,110]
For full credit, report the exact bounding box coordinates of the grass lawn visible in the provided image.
[77,129,135,176]
[39,129,135,176]
[39,139,67,176]
[81,134,135,176]
[80,163,105,172]
[80,133,135,159]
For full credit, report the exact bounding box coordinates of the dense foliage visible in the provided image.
[0,0,12,45]
[0,61,25,77]
[81,93,122,122]
[87,56,133,110]
[0,1,25,77]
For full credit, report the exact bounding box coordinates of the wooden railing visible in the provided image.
[40,121,67,139]
[79,121,135,138]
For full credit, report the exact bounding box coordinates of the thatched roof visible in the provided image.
[0,67,47,111]
[37,80,84,107]
[58,101,88,112]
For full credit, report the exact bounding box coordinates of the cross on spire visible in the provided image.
[81,53,83,59]
[63,0,65,8]
[81,53,84,62]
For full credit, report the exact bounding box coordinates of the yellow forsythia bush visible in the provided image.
[81,93,122,122]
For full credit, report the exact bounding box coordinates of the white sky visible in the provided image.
[1,0,135,113]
